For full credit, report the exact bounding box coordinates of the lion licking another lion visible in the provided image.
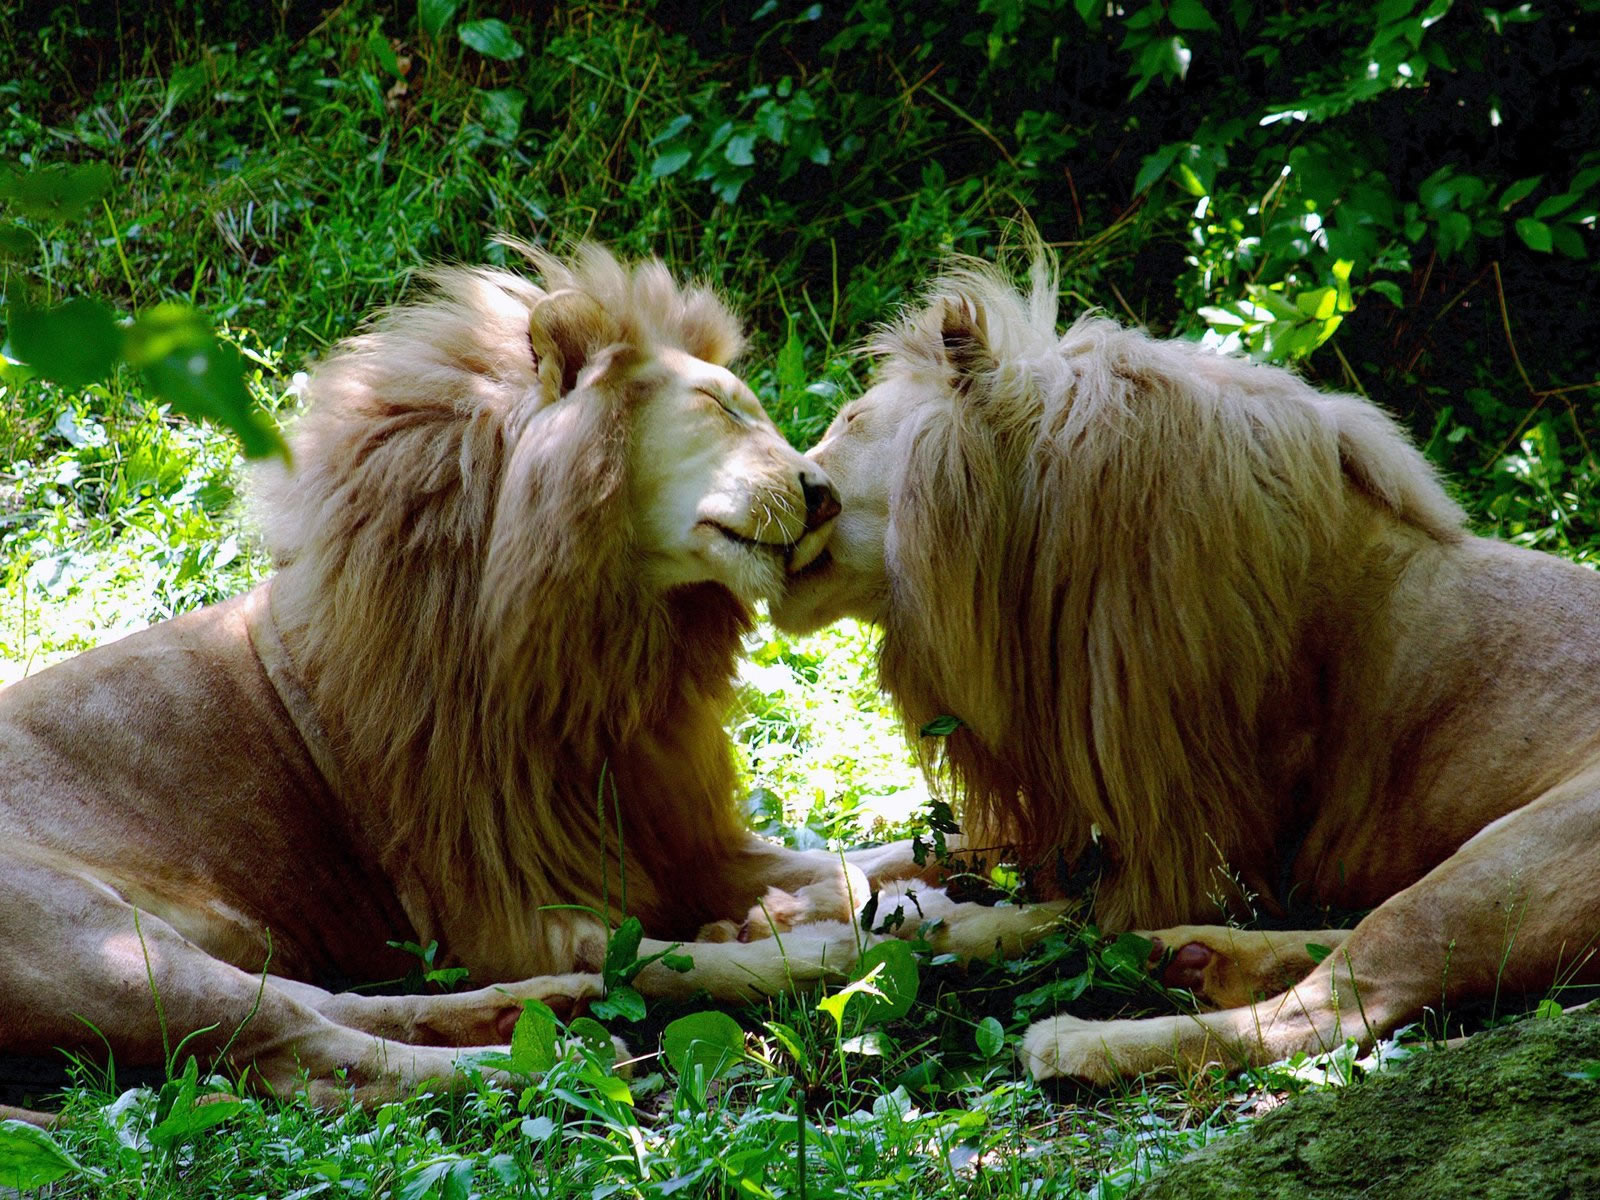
[0,245,1059,1108]
[770,251,1600,1084]
[7,240,1598,1110]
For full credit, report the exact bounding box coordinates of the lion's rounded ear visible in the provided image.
[528,289,623,399]
[938,296,996,388]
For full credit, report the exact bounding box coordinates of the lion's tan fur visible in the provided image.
[779,250,1600,1083]
[0,244,875,1102]
[253,246,757,967]
[866,259,1460,927]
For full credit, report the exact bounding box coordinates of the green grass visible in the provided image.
[2,2,1597,1197]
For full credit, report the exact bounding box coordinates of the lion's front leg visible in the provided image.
[1022,771,1600,1083]
[271,973,603,1045]
[706,836,873,940]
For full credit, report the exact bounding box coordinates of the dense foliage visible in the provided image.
[1,2,1597,1196]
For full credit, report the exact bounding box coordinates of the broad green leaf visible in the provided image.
[419,0,459,37]
[566,1016,618,1063]
[1133,144,1180,195]
[458,19,524,61]
[123,301,210,365]
[1305,942,1334,964]
[0,162,114,222]
[590,984,645,1023]
[849,940,919,1024]
[8,299,121,390]
[975,1016,1005,1058]
[663,1011,746,1081]
[510,998,558,1074]
[1515,217,1553,253]
[0,221,33,259]
[1101,932,1154,976]
[919,715,963,737]
[1175,160,1207,197]
[149,1094,245,1148]
[0,1120,92,1190]
[1535,998,1563,1020]
[841,1030,893,1055]
[1550,224,1587,259]
[1498,175,1543,210]
[725,132,757,167]
[1533,192,1580,221]
[651,147,693,178]
[478,88,526,141]
[649,115,694,147]
[139,332,286,459]
[1168,0,1220,33]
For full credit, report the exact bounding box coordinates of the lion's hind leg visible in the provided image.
[0,856,503,1106]
[1142,925,1354,1009]
[1022,770,1600,1083]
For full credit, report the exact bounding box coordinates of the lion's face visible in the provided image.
[629,347,839,607]
[770,372,923,633]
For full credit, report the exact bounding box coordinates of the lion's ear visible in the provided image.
[528,289,623,400]
[938,296,996,387]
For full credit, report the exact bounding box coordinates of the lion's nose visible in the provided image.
[800,468,841,530]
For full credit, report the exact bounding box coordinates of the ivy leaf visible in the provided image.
[919,715,963,737]
[848,940,919,1024]
[7,299,121,390]
[1306,942,1334,964]
[458,19,524,60]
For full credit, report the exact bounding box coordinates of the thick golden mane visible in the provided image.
[251,244,752,970]
[873,257,1465,927]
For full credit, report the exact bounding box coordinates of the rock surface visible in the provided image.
[1131,1008,1600,1200]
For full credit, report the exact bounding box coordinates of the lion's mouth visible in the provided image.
[701,519,833,575]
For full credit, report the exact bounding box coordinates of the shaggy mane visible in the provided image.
[873,256,1465,928]
[251,244,751,972]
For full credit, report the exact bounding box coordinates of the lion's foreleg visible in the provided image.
[1022,772,1600,1083]
[269,973,603,1046]
[1138,925,1355,1009]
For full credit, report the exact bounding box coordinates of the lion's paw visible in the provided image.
[1018,1014,1120,1085]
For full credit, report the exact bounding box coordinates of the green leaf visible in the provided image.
[1535,998,1564,1020]
[0,221,33,259]
[0,162,114,222]
[1305,942,1334,964]
[590,984,646,1023]
[725,132,757,167]
[7,299,121,390]
[763,1020,812,1074]
[510,998,558,1074]
[0,1120,92,1190]
[1168,0,1220,33]
[919,715,963,737]
[1550,224,1587,259]
[566,1017,619,1063]
[1497,175,1543,211]
[1134,143,1180,195]
[149,1094,245,1148]
[478,88,526,141]
[1102,932,1155,976]
[1175,161,1208,197]
[1533,192,1580,221]
[651,146,693,178]
[776,327,806,391]
[368,30,402,78]
[458,19,524,60]
[974,1016,1005,1058]
[663,1011,746,1081]
[1515,217,1553,253]
[604,917,645,985]
[1369,280,1404,306]
[419,0,459,37]
[849,940,919,1024]
[138,329,286,459]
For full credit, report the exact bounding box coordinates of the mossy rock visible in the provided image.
[1132,1008,1600,1200]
